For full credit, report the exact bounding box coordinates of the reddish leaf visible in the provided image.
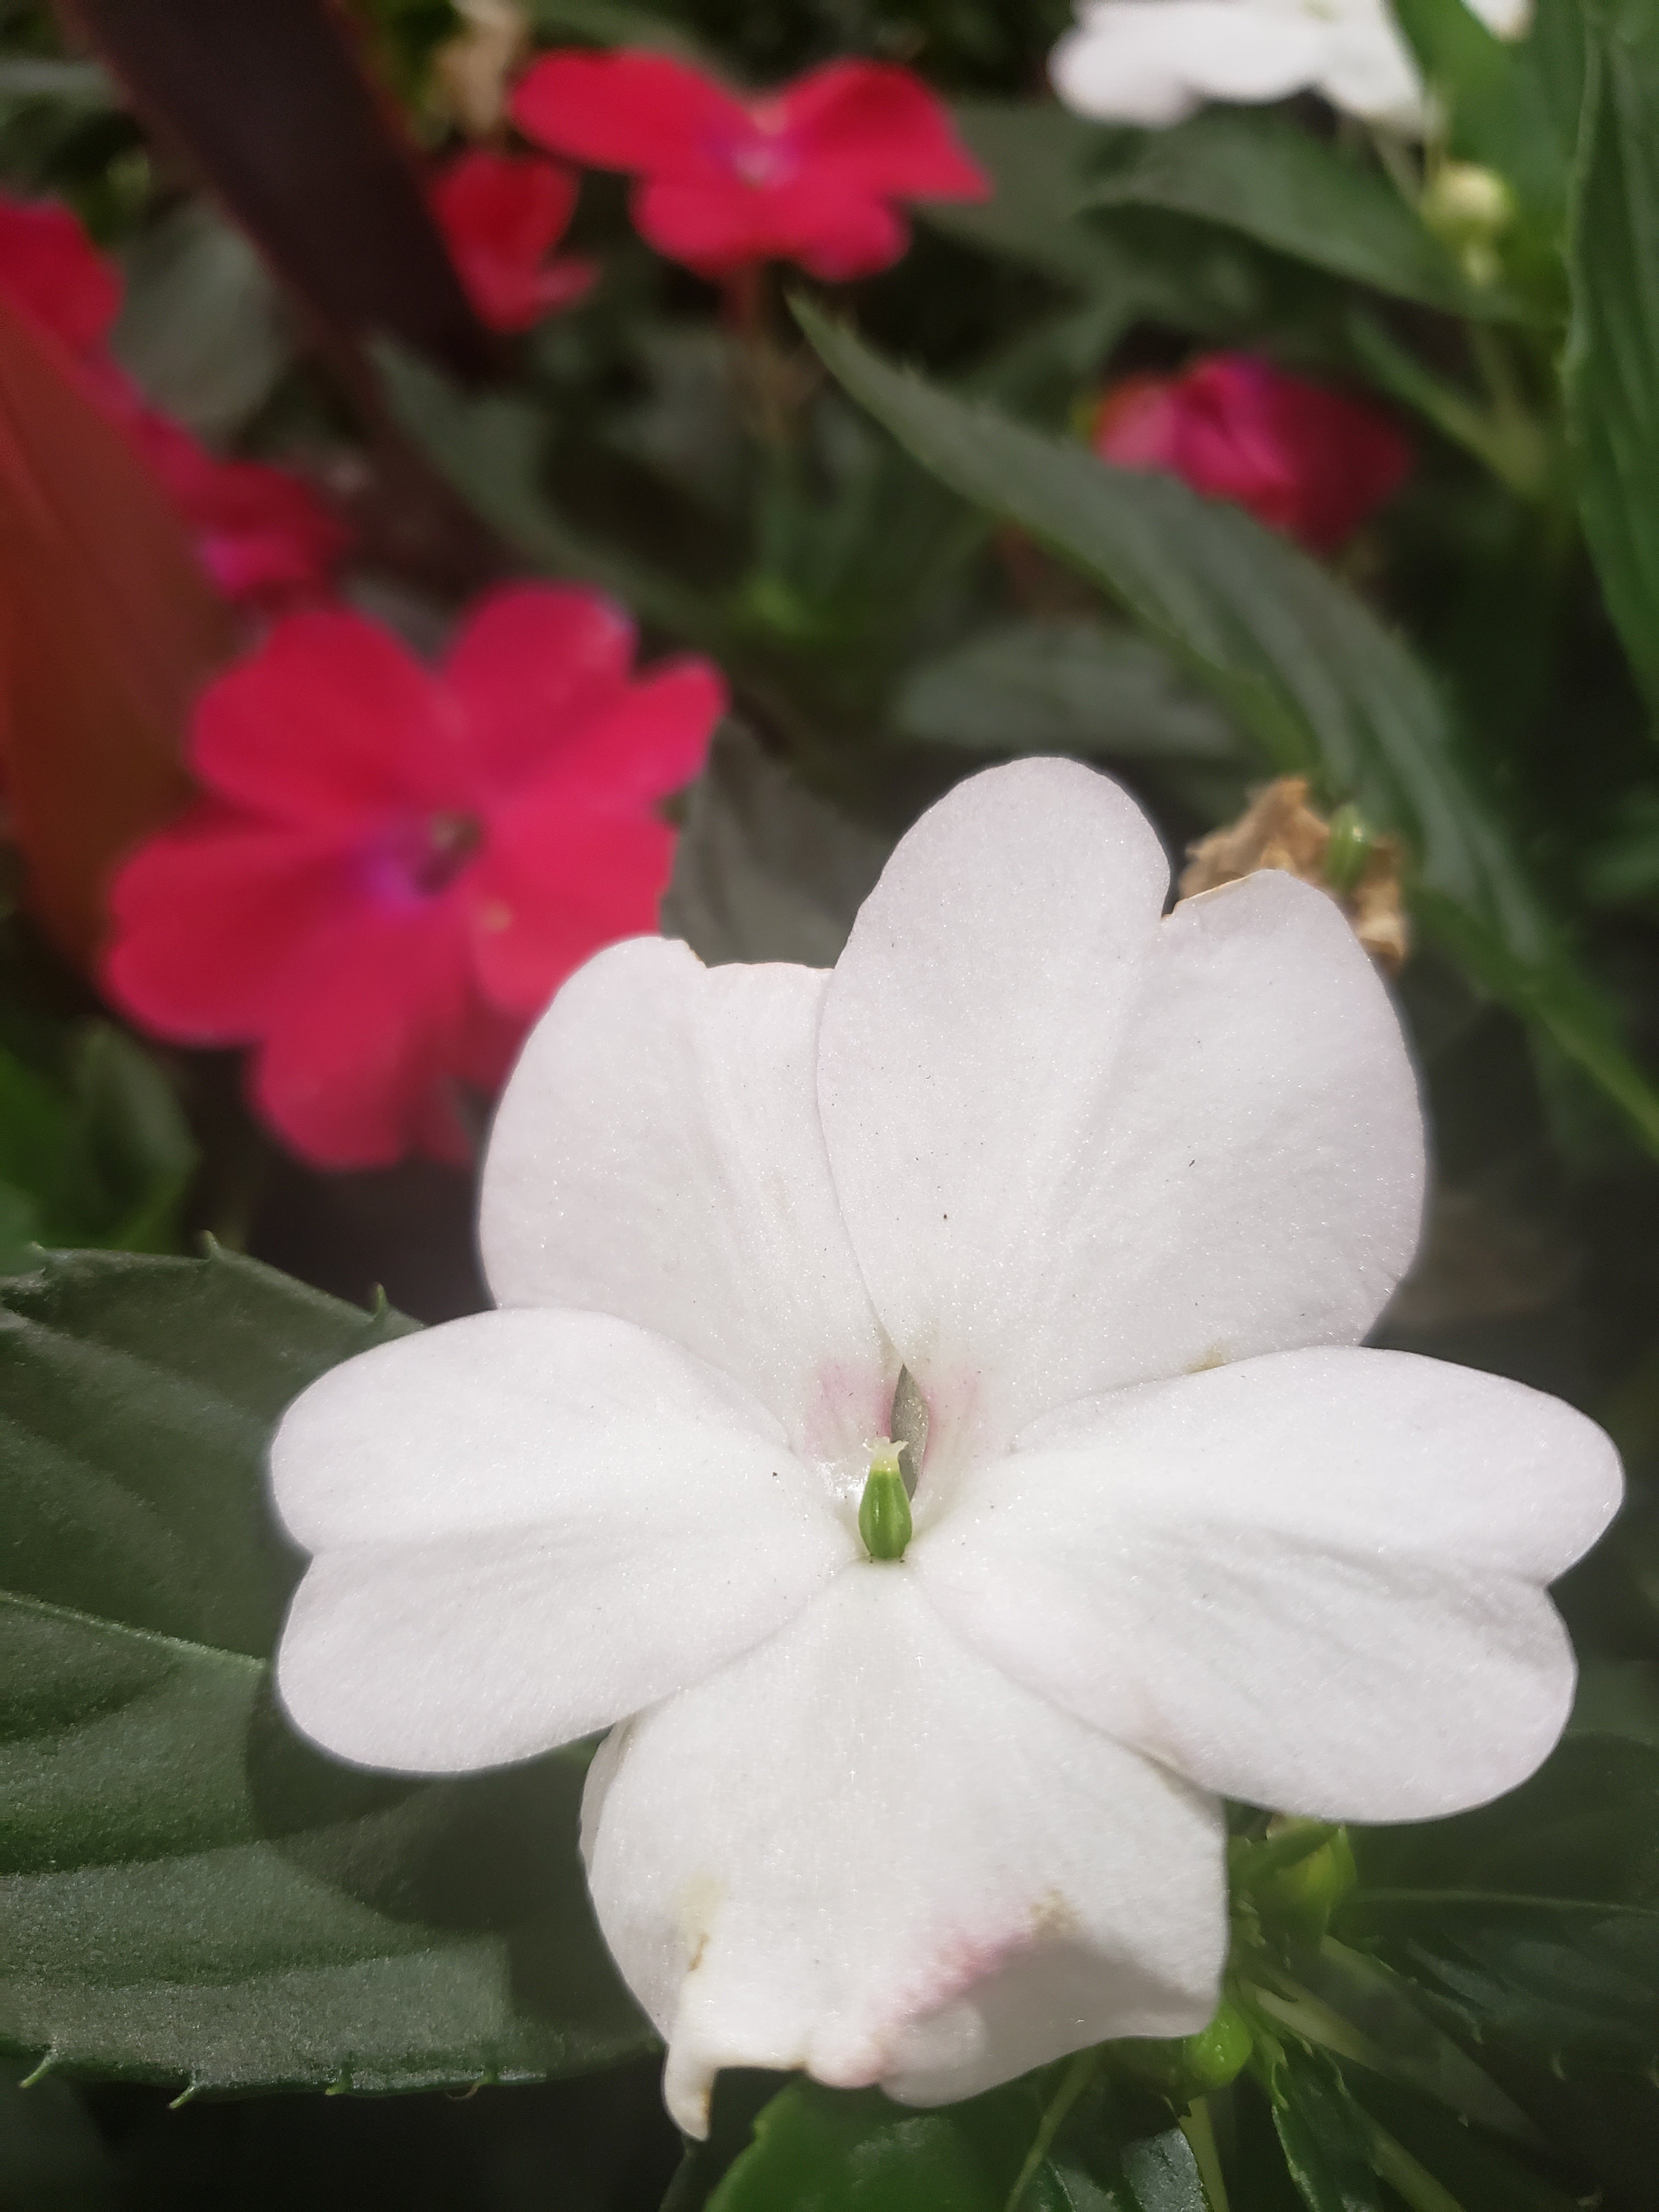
[0,293,234,965]
[64,0,494,382]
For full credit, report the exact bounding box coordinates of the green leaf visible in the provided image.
[1391,0,1570,221]
[661,725,890,968]
[0,1249,649,2092]
[1344,2074,1584,2212]
[113,199,292,440]
[894,618,1240,763]
[0,2060,116,2212]
[703,2066,1205,2212]
[521,0,721,67]
[1569,1657,1659,1747]
[1082,111,1522,320]
[795,302,1659,1159]
[374,342,735,654]
[935,101,1321,344]
[0,1024,194,1263]
[1348,1735,1659,2069]
[1564,1,1659,729]
[704,2080,1014,2212]
[929,100,1139,293]
[1259,2045,1389,2212]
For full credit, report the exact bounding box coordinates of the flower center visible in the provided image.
[857,1443,911,1562]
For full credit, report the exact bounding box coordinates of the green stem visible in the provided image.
[1357,2113,1466,2212]
[1181,2097,1232,2212]
[1005,2048,1099,2212]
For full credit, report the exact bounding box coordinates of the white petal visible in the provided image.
[1471,0,1530,34]
[272,1308,856,1773]
[582,1567,1225,2136]
[1314,18,1431,129]
[818,760,1423,1475]
[480,940,894,1466]
[917,1348,1622,1821]
[1052,4,1335,123]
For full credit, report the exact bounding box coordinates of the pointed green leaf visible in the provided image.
[1348,1736,1659,2067]
[1565,1,1659,729]
[796,301,1659,1158]
[893,618,1240,763]
[1084,110,1525,319]
[0,1249,649,2092]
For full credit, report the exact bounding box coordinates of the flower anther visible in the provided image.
[268,757,1621,2134]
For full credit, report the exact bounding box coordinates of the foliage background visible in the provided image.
[1,0,1658,2205]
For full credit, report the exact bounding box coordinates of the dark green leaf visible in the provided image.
[0,2061,116,2212]
[113,199,292,440]
[930,99,1137,292]
[661,724,890,968]
[934,102,1318,343]
[893,617,1240,762]
[1391,0,1569,220]
[1348,1736,1659,2068]
[1568,1657,1659,1746]
[521,0,721,66]
[1345,2074,1583,2212]
[1565,2,1659,728]
[1084,111,1521,320]
[375,342,737,654]
[1032,2067,1212,2212]
[0,1024,194,1264]
[1260,2045,1386,2212]
[797,302,1659,1158]
[1280,1940,1536,2142]
[704,2080,1014,2212]
[0,1249,649,2092]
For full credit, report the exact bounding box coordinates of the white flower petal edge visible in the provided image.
[917,1347,1622,1821]
[581,1568,1227,2136]
[1052,1,1340,127]
[1049,0,1531,135]
[818,759,1423,1480]
[481,942,895,1466]
[273,1308,856,1773]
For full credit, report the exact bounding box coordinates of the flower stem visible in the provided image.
[1004,2047,1099,2212]
[1180,2096,1232,2212]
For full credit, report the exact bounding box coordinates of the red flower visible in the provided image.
[123,409,350,613]
[1092,354,1412,556]
[431,148,596,332]
[103,587,724,1168]
[510,49,988,280]
[0,189,347,612]
[0,190,121,357]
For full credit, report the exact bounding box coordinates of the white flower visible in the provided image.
[1049,0,1532,136]
[270,758,1620,2135]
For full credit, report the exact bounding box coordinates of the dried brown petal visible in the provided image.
[1178,775,1409,972]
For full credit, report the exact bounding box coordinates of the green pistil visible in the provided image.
[858,1444,912,1562]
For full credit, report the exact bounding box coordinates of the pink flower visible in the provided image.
[0,188,347,612]
[122,409,350,613]
[103,586,725,1169]
[0,190,121,357]
[510,49,988,280]
[1092,354,1412,556]
[431,148,596,332]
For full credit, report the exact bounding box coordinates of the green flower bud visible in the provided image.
[1180,1999,1255,2093]
[1251,1818,1357,1942]
[1323,803,1372,896]
[1421,161,1515,287]
[858,1445,912,1561]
